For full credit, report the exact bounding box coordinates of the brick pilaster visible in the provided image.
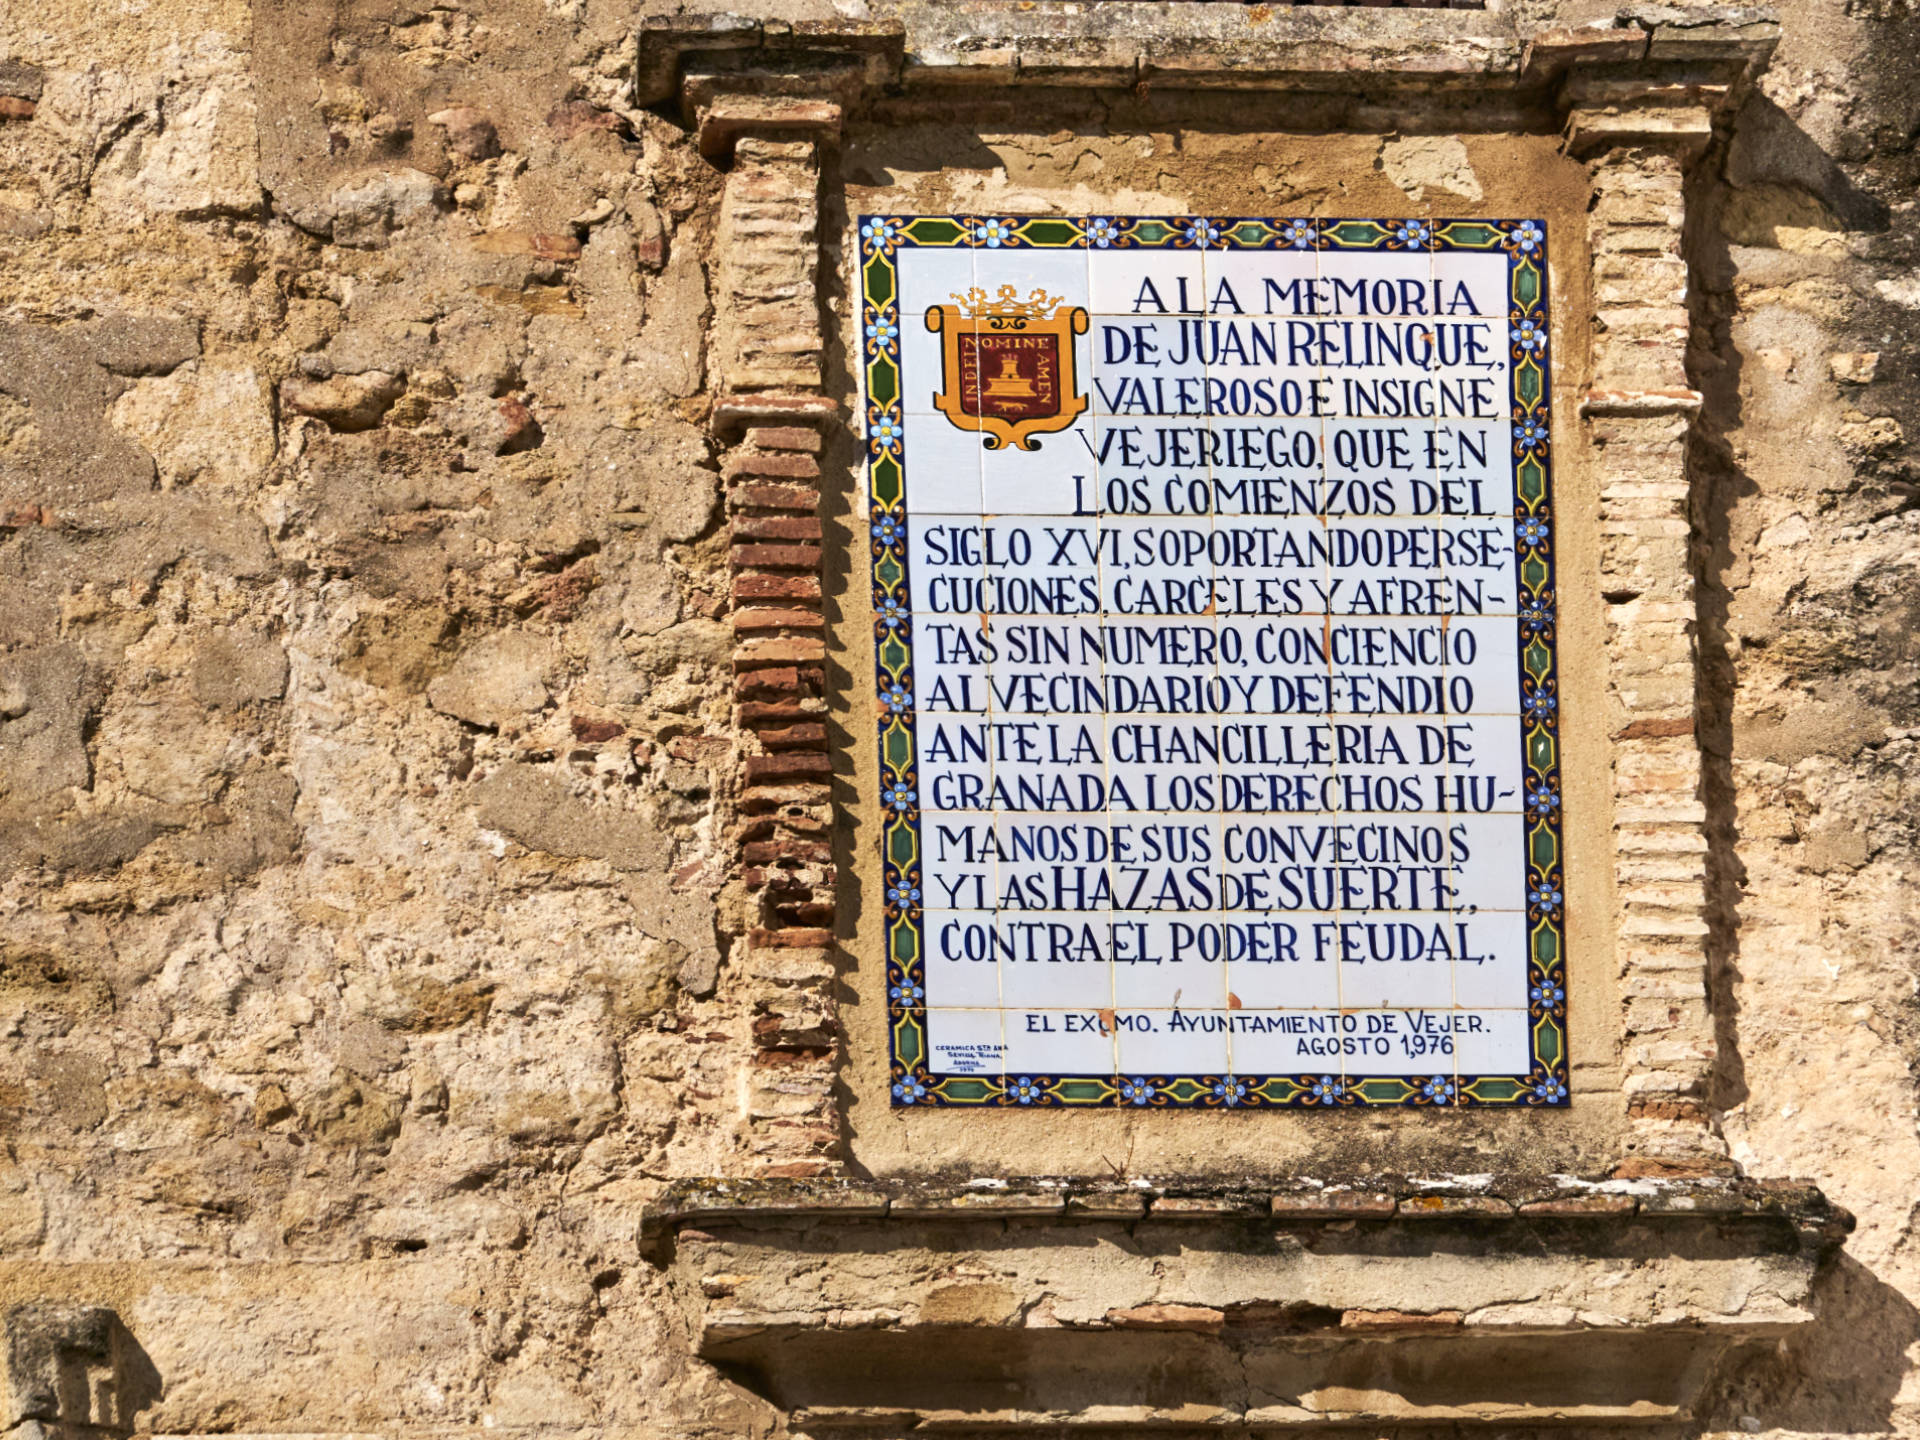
[707,106,844,1177]
[1580,145,1727,1174]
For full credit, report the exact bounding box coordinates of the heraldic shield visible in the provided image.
[925,285,1090,451]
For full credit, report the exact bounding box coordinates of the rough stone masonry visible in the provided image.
[0,0,1914,1434]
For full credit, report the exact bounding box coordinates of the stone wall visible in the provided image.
[0,0,1913,1434]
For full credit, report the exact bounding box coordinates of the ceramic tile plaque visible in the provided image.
[860,216,1566,1109]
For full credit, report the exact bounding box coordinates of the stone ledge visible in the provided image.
[711,391,838,437]
[1581,385,1706,416]
[636,5,1778,115]
[642,1172,1849,1247]
[647,1174,1849,1428]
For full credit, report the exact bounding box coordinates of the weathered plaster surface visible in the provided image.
[0,0,1912,1434]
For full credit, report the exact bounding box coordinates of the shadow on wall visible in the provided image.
[1708,1253,1920,1433]
[1688,88,1893,1119]
[1724,94,1891,236]
[1,1305,162,1434]
[1692,44,1920,1438]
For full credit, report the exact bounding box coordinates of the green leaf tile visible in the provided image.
[904,218,963,247]
[864,255,895,308]
[1513,261,1541,309]
[1529,823,1558,870]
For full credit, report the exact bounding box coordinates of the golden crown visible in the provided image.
[948,284,1064,319]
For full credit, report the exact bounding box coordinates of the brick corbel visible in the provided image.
[1548,5,1777,161]
[635,16,905,118]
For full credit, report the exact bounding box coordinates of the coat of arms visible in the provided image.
[924,285,1089,450]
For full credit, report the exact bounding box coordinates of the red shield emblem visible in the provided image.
[926,286,1089,451]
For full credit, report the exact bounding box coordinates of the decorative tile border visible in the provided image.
[860,214,1567,1110]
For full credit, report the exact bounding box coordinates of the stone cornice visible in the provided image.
[645,1173,1851,1431]
[636,4,1778,124]
[642,1172,1851,1249]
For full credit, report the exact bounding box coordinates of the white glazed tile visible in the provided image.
[994,810,1110,913]
[1433,370,1510,424]
[1189,328,1316,424]
[925,815,998,910]
[1112,951,1199,1011]
[1218,718,1336,809]
[1223,912,1341,1007]
[929,840,998,921]
[1322,417,1430,518]
[1106,714,1219,821]
[1100,516,1218,619]
[1110,915,1228,1009]
[1205,414,1327,515]
[922,911,1003,1008]
[974,515,1099,621]
[1315,247,1437,322]
[1443,713,1525,812]
[1203,245,1319,322]
[1215,729,1333,818]
[983,418,1100,517]
[1322,518,1446,616]
[906,515,986,625]
[1211,616,1329,719]
[1213,617,1319,726]
[1447,812,1529,914]
[1450,910,1532,1010]
[1215,806,1327,915]
[1209,514,1329,620]
[1431,249,1512,328]
[1112,806,1218,917]
[1321,713,1439,816]
[996,911,1114,1010]
[896,246,979,323]
[1114,1008,1231,1078]
[1090,314,1209,419]
[892,316,947,418]
[1424,424,1509,518]
[1437,410,1510,488]
[1099,607,1221,696]
[1078,414,1172,515]
[990,754,1108,821]
[1441,517,1519,612]
[1323,616,1451,717]
[1319,354,1447,422]
[913,616,991,725]
[1346,1012,1452,1081]
[902,411,984,513]
[1332,917,1459,1010]
[924,1008,1007,1078]
[897,248,978,409]
[987,616,1105,718]
[1107,812,1217,917]
[1227,1002,1347,1078]
[1313,244,1433,421]
[1090,244,1205,316]
[999,1006,1117,1078]
[1449,1006,1534,1077]
[916,715,992,814]
[1443,614,1522,713]
[971,244,1091,314]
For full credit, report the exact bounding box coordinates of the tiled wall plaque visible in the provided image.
[861,216,1566,1109]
